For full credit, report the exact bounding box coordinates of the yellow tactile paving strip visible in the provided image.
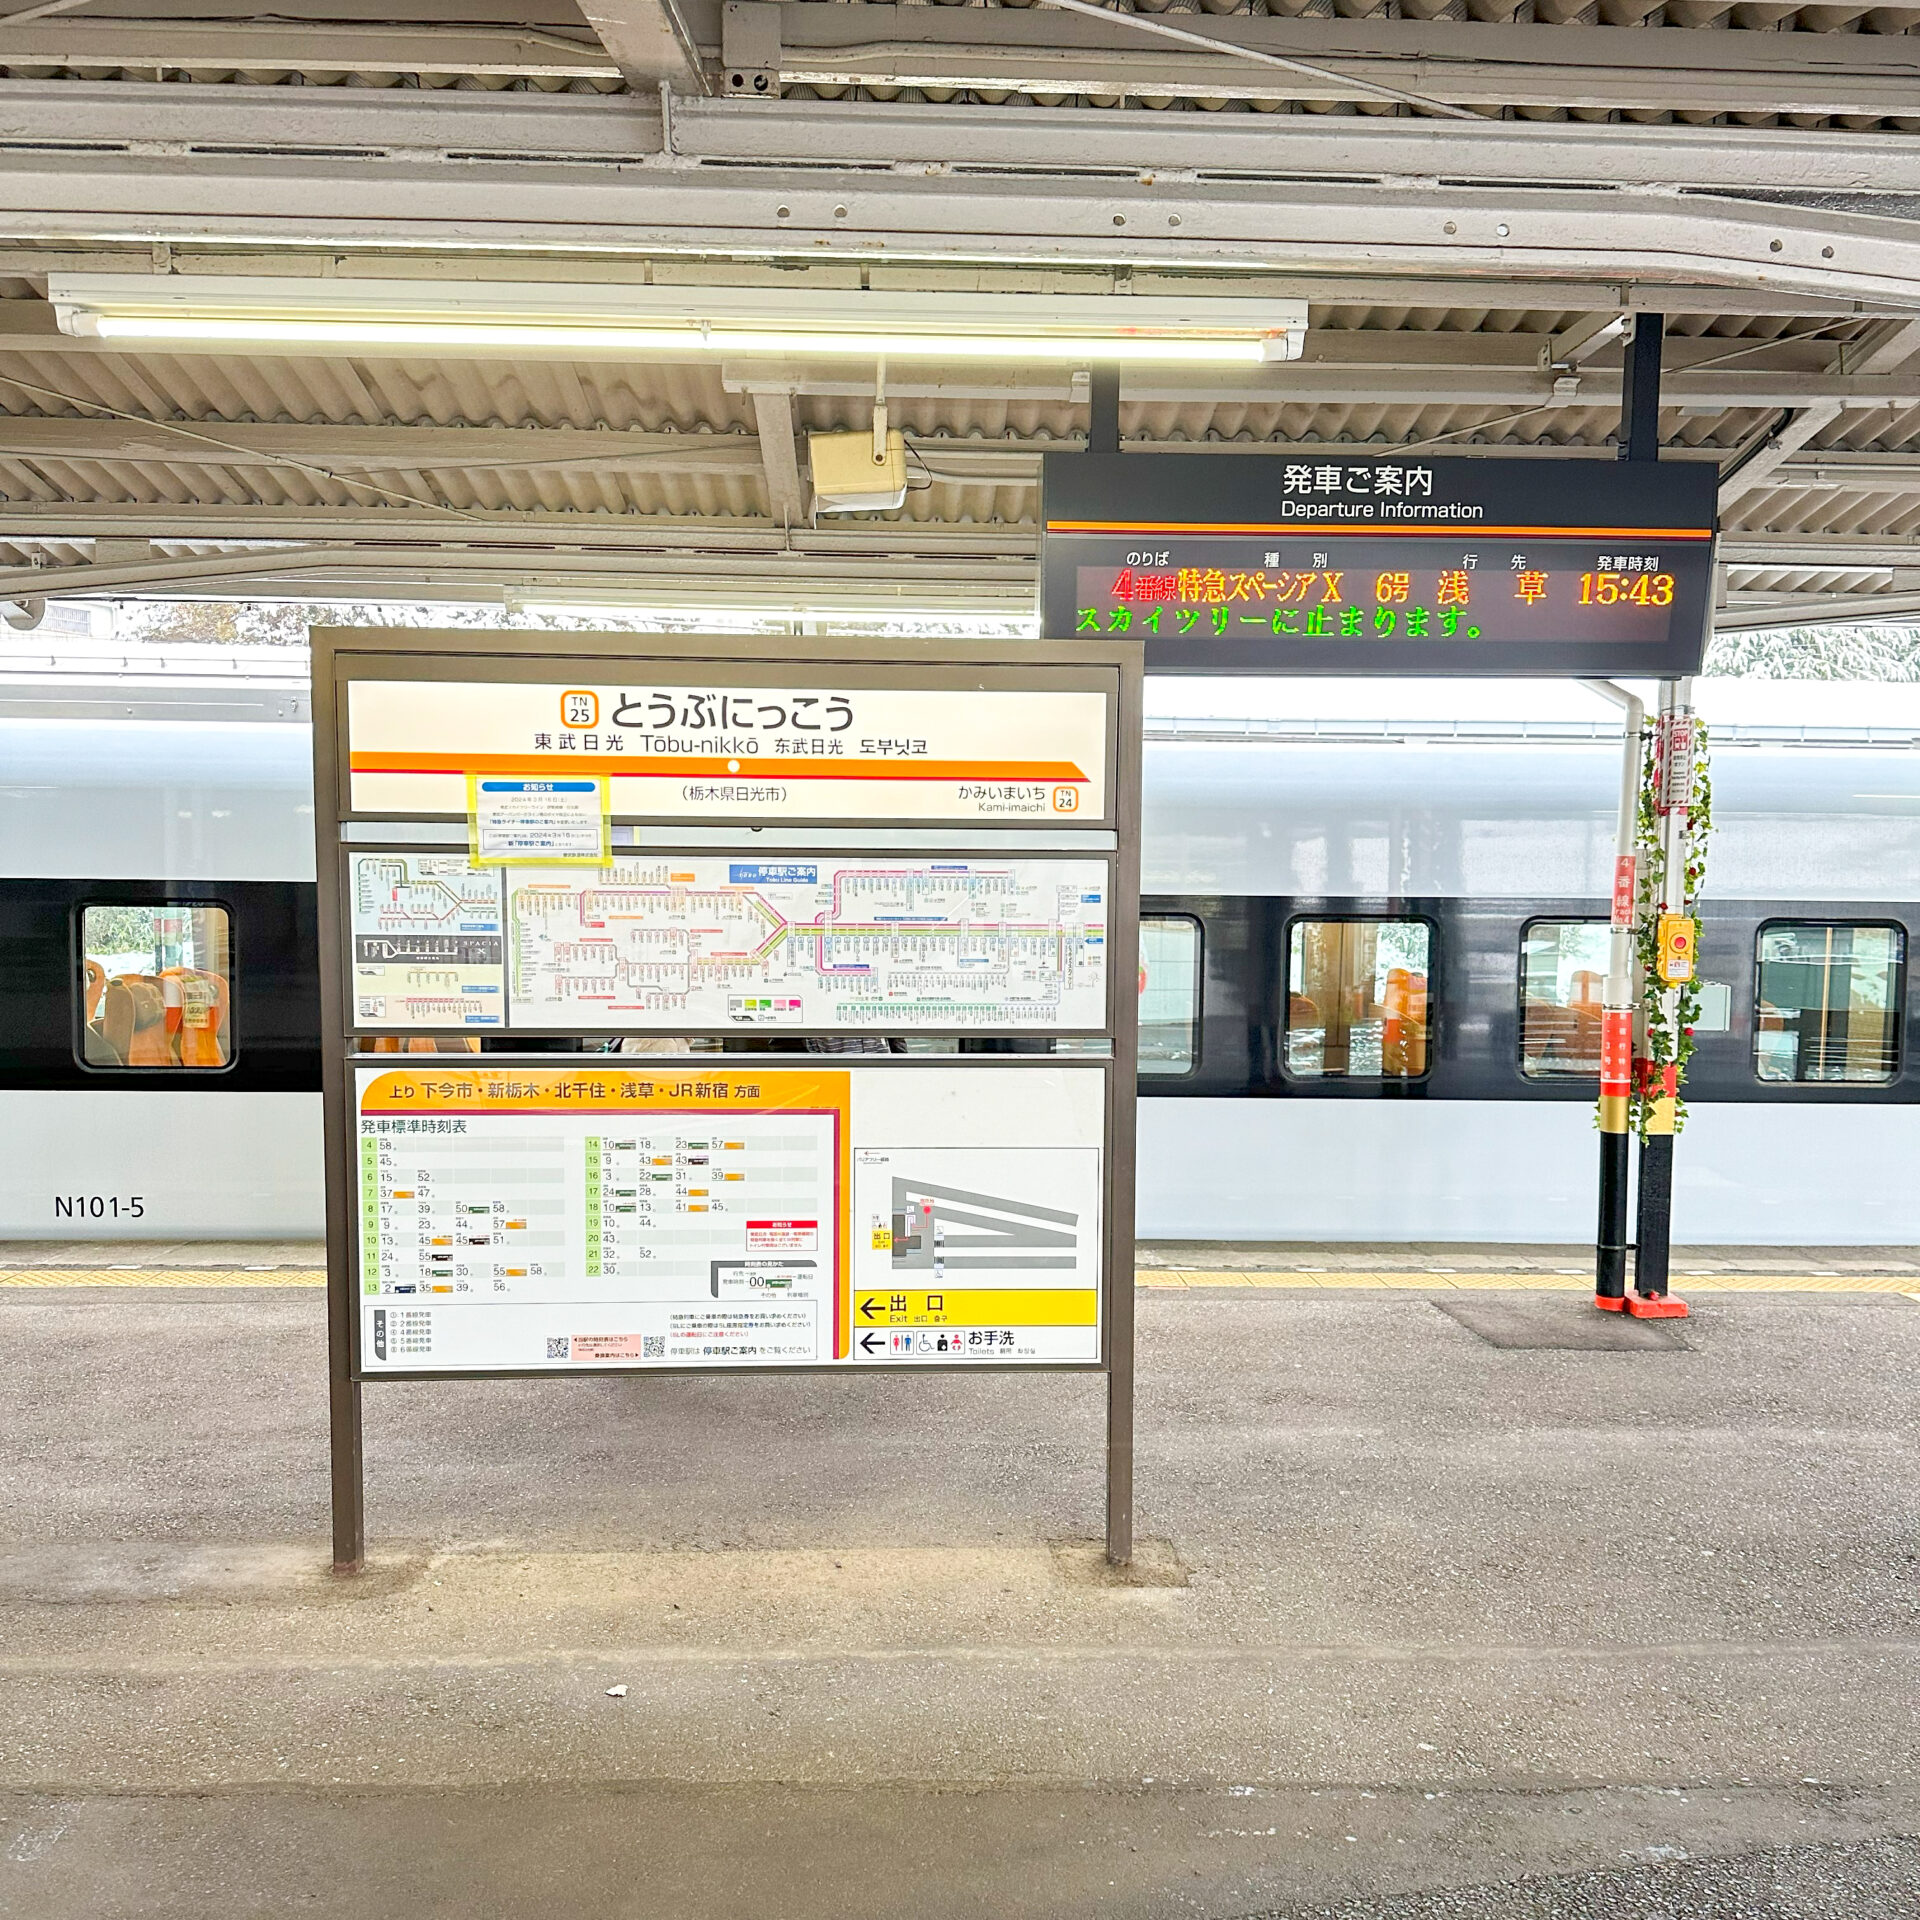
[0,1268,327,1288]
[1,1266,1917,1298]
[1141,1269,1920,1295]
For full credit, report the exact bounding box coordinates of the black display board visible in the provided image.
[1041,453,1717,675]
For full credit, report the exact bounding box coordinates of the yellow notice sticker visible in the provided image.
[468,773,611,867]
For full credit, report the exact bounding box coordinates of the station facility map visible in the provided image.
[350,852,1108,1031]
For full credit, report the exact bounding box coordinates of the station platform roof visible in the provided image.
[0,3,1914,629]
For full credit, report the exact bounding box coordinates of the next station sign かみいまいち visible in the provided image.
[1040,453,1718,676]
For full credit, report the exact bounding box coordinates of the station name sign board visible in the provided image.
[1041,452,1718,675]
[346,677,1109,823]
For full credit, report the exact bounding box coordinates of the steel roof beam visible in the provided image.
[0,505,1907,573]
[0,417,767,474]
[11,6,1920,122]
[3,78,1920,201]
[757,2,1920,120]
[0,145,1914,311]
[6,421,1920,499]
[744,386,808,530]
[0,21,621,77]
[1718,402,1845,511]
[0,504,1035,550]
[0,541,1040,607]
[574,0,712,90]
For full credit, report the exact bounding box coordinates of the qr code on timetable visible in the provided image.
[545,1337,569,1360]
[643,1334,666,1359]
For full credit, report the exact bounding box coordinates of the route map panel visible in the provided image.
[504,855,1110,1032]
[350,853,507,1029]
[354,1064,1104,1373]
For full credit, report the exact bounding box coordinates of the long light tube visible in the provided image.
[77,314,1281,363]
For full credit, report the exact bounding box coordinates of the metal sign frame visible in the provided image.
[312,627,1143,1572]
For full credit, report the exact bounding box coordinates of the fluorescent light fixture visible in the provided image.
[49,274,1308,365]
[75,315,1280,364]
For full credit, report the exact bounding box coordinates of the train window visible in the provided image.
[77,903,233,1069]
[1139,915,1202,1075]
[1520,920,1610,1079]
[1285,918,1430,1080]
[1754,922,1904,1084]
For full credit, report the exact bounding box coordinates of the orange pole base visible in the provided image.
[1624,1291,1689,1320]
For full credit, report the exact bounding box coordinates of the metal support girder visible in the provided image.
[1717,535,1920,565]
[11,5,1920,117]
[1847,315,1920,375]
[574,0,711,89]
[0,21,620,76]
[0,540,1040,606]
[752,3,1920,120]
[1088,371,1120,460]
[0,504,1032,552]
[12,344,1917,412]
[0,506,1911,573]
[1619,312,1664,464]
[1713,587,1920,629]
[11,78,1920,204]
[1717,402,1844,510]
[1540,311,1630,373]
[0,417,764,476]
[745,386,808,529]
[0,96,1915,307]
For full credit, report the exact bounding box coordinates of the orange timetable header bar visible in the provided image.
[359,1065,854,1113]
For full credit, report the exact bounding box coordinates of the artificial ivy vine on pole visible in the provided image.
[1630,717,1712,1140]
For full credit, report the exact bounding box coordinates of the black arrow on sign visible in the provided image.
[858,1295,885,1319]
[859,1330,885,1356]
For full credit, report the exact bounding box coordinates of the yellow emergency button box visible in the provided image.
[1656,914,1697,986]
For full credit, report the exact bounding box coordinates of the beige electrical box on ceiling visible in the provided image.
[808,429,908,513]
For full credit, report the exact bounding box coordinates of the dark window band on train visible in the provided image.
[6,880,1916,1107]
[1,879,318,1094]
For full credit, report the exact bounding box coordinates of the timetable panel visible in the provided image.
[353,1063,1105,1374]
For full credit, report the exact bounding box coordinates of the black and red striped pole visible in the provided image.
[1585,679,1644,1310]
[1628,680,1695,1321]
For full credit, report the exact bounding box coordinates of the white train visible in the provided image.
[3,647,1915,1245]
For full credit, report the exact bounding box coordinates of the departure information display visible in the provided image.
[1042,453,1717,675]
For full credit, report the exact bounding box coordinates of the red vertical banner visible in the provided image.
[1600,1009,1633,1099]
[1611,854,1636,930]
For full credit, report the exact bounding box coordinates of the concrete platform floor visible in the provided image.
[1,1282,1918,1917]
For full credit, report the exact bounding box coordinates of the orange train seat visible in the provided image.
[101,975,173,1066]
[161,966,230,1068]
